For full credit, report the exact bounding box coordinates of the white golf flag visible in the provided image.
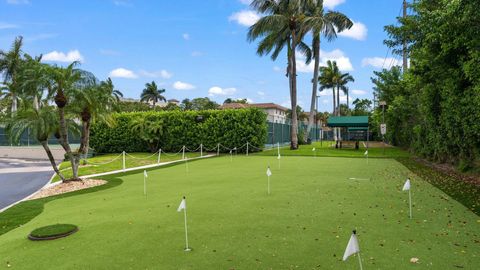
[277,154,281,160]
[312,148,316,151]
[364,150,368,156]
[266,167,272,177]
[144,170,148,178]
[177,197,186,212]
[402,179,411,191]
[343,231,360,261]
[229,150,232,154]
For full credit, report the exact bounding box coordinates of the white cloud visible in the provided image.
[191,51,203,57]
[362,57,401,68]
[246,98,254,103]
[324,0,346,9]
[208,86,237,96]
[6,0,29,4]
[273,66,281,72]
[173,81,195,90]
[182,33,190,40]
[139,69,173,79]
[239,0,251,4]
[338,20,368,41]
[257,91,265,96]
[109,68,138,79]
[352,89,367,95]
[297,49,353,72]
[42,50,84,63]
[229,10,260,27]
[0,22,19,29]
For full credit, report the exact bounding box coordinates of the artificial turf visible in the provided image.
[0,155,479,269]
[29,224,78,238]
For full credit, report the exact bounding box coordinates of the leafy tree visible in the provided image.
[318,60,339,115]
[129,117,164,152]
[351,98,372,116]
[303,0,352,138]
[140,81,166,107]
[180,98,193,110]
[224,98,248,104]
[191,97,219,110]
[0,36,24,113]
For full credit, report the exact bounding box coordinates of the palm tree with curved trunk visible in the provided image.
[5,105,67,181]
[319,60,340,114]
[304,0,352,138]
[248,0,310,149]
[140,81,166,107]
[0,36,24,113]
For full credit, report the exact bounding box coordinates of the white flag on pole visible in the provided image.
[277,154,281,160]
[343,230,360,261]
[266,166,272,177]
[402,179,411,191]
[144,170,148,178]
[229,150,232,154]
[364,150,368,156]
[177,197,186,212]
[312,148,316,151]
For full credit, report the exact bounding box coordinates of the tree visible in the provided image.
[304,0,352,139]
[140,81,166,107]
[224,98,248,104]
[0,36,24,113]
[180,98,193,110]
[351,98,372,116]
[101,78,123,102]
[318,60,339,115]
[129,118,164,152]
[5,105,69,181]
[248,0,309,149]
[337,72,354,111]
[191,97,219,110]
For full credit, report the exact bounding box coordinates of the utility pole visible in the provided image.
[402,0,408,71]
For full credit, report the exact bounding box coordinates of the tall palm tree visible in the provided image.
[0,36,24,113]
[304,0,352,138]
[248,0,309,149]
[318,60,340,114]
[337,72,354,112]
[140,81,166,107]
[5,105,67,181]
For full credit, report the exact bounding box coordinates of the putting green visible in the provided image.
[0,156,478,269]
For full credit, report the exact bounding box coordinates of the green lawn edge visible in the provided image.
[0,156,210,237]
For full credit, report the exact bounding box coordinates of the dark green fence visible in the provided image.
[266,121,323,146]
[0,127,80,146]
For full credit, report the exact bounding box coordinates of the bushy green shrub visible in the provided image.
[90,109,267,153]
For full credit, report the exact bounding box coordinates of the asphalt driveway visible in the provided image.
[0,158,54,210]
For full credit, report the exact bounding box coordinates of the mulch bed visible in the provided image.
[28,179,107,200]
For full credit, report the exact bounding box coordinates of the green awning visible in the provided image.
[327,116,369,127]
[348,127,368,131]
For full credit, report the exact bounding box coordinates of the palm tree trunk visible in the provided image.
[307,36,320,142]
[40,140,66,182]
[11,93,17,113]
[336,85,341,140]
[33,95,39,110]
[290,29,299,150]
[58,106,77,180]
[347,89,349,115]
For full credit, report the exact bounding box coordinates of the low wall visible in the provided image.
[0,146,65,161]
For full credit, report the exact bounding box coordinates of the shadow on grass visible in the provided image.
[396,157,480,216]
[0,157,211,237]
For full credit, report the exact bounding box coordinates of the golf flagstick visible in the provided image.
[177,196,190,251]
[343,230,363,270]
[229,149,233,162]
[185,156,189,173]
[266,166,272,195]
[312,147,316,158]
[402,178,412,219]
[364,149,369,164]
[277,153,281,169]
[143,170,148,196]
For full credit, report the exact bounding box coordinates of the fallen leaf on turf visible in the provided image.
[410,257,419,263]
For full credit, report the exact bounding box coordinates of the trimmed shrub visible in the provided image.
[90,108,267,153]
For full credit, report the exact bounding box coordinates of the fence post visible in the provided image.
[200,144,203,157]
[157,149,161,164]
[122,151,126,172]
[217,143,220,156]
[246,142,249,156]
[182,146,185,160]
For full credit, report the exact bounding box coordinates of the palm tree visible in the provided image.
[319,60,340,114]
[304,0,352,138]
[248,0,309,149]
[101,78,123,102]
[140,81,166,107]
[5,105,67,181]
[337,72,354,112]
[129,117,164,152]
[0,36,24,113]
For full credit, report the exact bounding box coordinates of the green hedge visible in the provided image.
[90,109,267,153]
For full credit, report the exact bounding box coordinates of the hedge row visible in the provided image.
[89,109,267,153]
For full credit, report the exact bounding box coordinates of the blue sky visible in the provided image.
[0,0,404,112]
